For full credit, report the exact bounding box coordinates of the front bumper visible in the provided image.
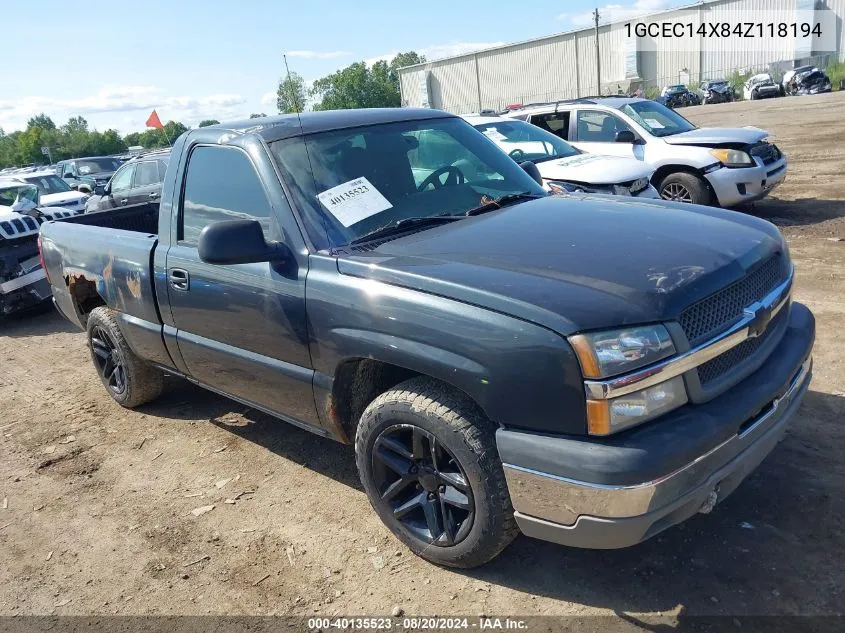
[635,184,661,199]
[705,156,787,207]
[498,302,814,549]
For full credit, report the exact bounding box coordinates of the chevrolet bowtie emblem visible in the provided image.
[745,304,774,338]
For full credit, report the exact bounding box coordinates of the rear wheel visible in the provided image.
[86,307,164,408]
[355,377,518,568]
[658,172,712,206]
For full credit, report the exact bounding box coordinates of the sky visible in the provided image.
[0,0,688,135]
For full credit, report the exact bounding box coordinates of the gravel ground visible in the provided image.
[1,93,844,623]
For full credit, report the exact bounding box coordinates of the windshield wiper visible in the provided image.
[349,214,464,245]
[464,192,546,217]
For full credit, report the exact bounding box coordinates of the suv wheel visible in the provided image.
[355,377,518,568]
[658,172,712,205]
[87,307,164,407]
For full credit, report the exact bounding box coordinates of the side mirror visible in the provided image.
[615,130,637,143]
[519,160,543,187]
[198,219,286,265]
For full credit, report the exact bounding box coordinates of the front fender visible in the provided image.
[306,256,587,436]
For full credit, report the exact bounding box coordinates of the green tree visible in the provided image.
[310,52,425,111]
[277,71,306,113]
[198,119,220,127]
[27,114,57,131]
[61,116,90,157]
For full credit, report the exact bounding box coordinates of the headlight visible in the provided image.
[709,148,753,167]
[586,376,688,435]
[547,180,588,194]
[569,324,675,379]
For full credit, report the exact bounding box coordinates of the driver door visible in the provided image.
[101,163,134,210]
[570,109,640,159]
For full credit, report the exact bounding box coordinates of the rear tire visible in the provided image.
[658,172,713,206]
[355,377,518,568]
[86,306,164,408]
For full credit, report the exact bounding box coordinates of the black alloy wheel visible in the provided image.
[90,325,127,396]
[371,424,474,547]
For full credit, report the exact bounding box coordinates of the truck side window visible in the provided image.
[180,146,273,246]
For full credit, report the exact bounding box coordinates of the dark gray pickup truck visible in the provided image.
[39,109,815,568]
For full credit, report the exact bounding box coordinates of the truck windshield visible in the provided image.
[270,117,546,249]
[24,174,72,194]
[472,120,580,164]
[621,101,697,137]
[76,158,121,175]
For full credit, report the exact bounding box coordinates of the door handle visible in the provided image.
[169,268,190,291]
[120,198,128,205]
[149,192,159,199]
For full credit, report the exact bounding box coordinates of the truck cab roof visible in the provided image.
[199,108,454,143]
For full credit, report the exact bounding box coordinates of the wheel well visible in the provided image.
[329,359,419,441]
[650,164,702,187]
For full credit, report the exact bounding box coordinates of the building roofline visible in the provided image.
[397,0,716,73]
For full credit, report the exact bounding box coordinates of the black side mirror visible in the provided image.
[198,219,286,265]
[615,130,636,143]
[519,160,543,186]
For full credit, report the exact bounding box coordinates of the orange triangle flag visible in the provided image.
[145,110,164,129]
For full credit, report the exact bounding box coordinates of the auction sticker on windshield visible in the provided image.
[317,177,393,227]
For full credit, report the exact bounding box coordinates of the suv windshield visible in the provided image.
[471,119,579,164]
[0,183,39,209]
[271,117,546,249]
[621,101,696,137]
[76,158,121,175]
[666,85,686,94]
[24,174,72,194]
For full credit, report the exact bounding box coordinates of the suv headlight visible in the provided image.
[629,177,649,193]
[547,180,589,194]
[709,148,753,167]
[570,325,688,435]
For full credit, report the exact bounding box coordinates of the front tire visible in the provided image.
[86,307,164,408]
[355,377,518,568]
[658,172,712,206]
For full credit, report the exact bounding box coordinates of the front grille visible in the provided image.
[679,256,783,346]
[750,142,781,166]
[697,306,788,385]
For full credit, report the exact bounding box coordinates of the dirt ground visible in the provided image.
[1,93,844,622]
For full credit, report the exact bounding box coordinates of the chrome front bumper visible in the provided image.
[504,355,812,549]
[705,156,787,207]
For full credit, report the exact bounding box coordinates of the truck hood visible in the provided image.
[336,196,785,336]
[40,191,87,207]
[661,127,769,146]
[537,154,651,184]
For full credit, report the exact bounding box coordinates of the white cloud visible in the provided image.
[260,91,277,107]
[287,50,350,59]
[557,0,669,28]
[0,84,250,134]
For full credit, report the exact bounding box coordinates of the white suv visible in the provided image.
[503,97,787,208]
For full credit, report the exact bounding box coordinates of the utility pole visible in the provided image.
[593,8,602,95]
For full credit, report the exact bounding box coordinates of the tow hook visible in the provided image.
[699,487,720,514]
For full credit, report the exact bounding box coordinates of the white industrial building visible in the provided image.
[398,0,845,112]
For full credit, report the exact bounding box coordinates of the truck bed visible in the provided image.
[61,202,159,234]
[39,202,161,331]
